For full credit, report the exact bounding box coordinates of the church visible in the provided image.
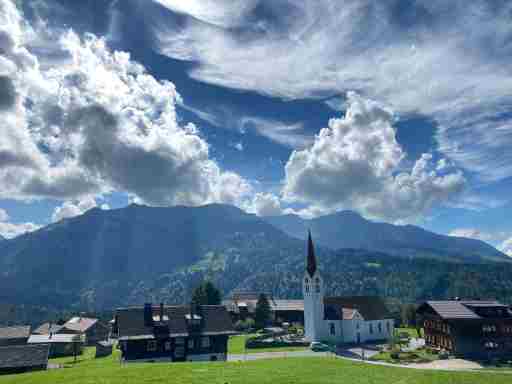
[303,232,395,344]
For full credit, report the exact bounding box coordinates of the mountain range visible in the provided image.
[0,204,510,325]
[265,211,507,263]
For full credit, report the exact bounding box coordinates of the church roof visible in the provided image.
[324,296,391,321]
[306,231,317,277]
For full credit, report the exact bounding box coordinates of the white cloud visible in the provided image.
[51,196,106,222]
[151,0,512,182]
[0,1,252,209]
[282,92,466,222]
[500,238,512,257]
[239,117,313,149]
[448,228,494,242]
[0,208,40,239]
[246,192,283,217]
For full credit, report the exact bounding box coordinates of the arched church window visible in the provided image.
[315,277,320,293]
[330,323,336,336]
[305,278,310,293]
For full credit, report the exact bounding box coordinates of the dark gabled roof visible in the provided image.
[117,305,234,341]
[33,323,64,335]
[417,300,510,320]
[0,344,49,369]
[306,231,317,277]
[323,296,391,321]
[0,326,31,340]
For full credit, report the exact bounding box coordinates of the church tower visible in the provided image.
[303,231,324,342]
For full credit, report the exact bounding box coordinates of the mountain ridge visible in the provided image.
[264,210,508,263]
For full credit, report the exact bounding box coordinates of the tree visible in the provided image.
[254,293,272,329]
[400,303,417,328]
[191,281,222,305]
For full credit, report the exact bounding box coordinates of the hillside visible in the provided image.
[265,211,508,263]
[1,204,512,325]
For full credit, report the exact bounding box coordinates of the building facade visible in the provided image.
[417,300,512,359]
[116,303,234,362]
[0,326,30,347]
[303,232,394,344]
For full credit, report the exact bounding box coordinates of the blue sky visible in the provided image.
[0,0,511,255]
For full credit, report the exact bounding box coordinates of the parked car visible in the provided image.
[310,342,330,352]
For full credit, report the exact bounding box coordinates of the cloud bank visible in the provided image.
[282,93,465,221]
[151,0,512,183]
[0,0,251,208]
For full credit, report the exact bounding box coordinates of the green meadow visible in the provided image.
[1,347,511,384]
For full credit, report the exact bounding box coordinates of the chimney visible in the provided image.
[144,303,154,327]
[160,303,164,322]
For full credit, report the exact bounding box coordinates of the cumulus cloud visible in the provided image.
[0,208,40,239]
[500,238,512,257]
[0,0,252,208]
[150,0,512,182]
[246,192,283,217]
[282,93,466,222]
[51,196,109,222]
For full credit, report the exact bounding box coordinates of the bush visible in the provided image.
[390,351,400,360]
[234,318,255,332]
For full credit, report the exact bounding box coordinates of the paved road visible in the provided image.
[228,351,330,361]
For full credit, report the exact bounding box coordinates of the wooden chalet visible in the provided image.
[27,333,83,358]
[0,344,49,375]
[58,317,110,346]
[417,300,512,359]
[223,292,304,325]
[116,303,234,362]
[0,326,31,347]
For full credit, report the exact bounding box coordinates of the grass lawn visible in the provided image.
[228,334,308,354]
[396,327,422,339]
[1,349,511,384]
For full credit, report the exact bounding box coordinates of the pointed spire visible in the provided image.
[306,230,317,277]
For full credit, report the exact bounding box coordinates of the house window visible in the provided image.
[369,324,373,334]
[164,341,171,351]
[330,323,335,336]
[147,340,157,352]
[175,337,185,345]
[386,321,391,333]
[188,338,195,349]
[483,325,497,333]
[484,341,499,349]
[201,336,211,348]
[378,323,382,333]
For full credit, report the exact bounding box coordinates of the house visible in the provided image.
[58,317,109,346]
[417,300,512,359]
[0,326,31,347]
[303,232,394,344]
[223,292,304,325]
[0,344,49,375]
[116,303,235,362]
[33,322,64,336]
[27,333,83,358]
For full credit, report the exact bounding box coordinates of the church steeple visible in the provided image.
[306,230,317,277]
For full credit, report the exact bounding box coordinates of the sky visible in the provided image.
[0,0,511,255]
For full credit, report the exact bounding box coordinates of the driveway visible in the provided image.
[228,351,330,361]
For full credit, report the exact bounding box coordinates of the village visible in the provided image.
[1,234,512,379]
